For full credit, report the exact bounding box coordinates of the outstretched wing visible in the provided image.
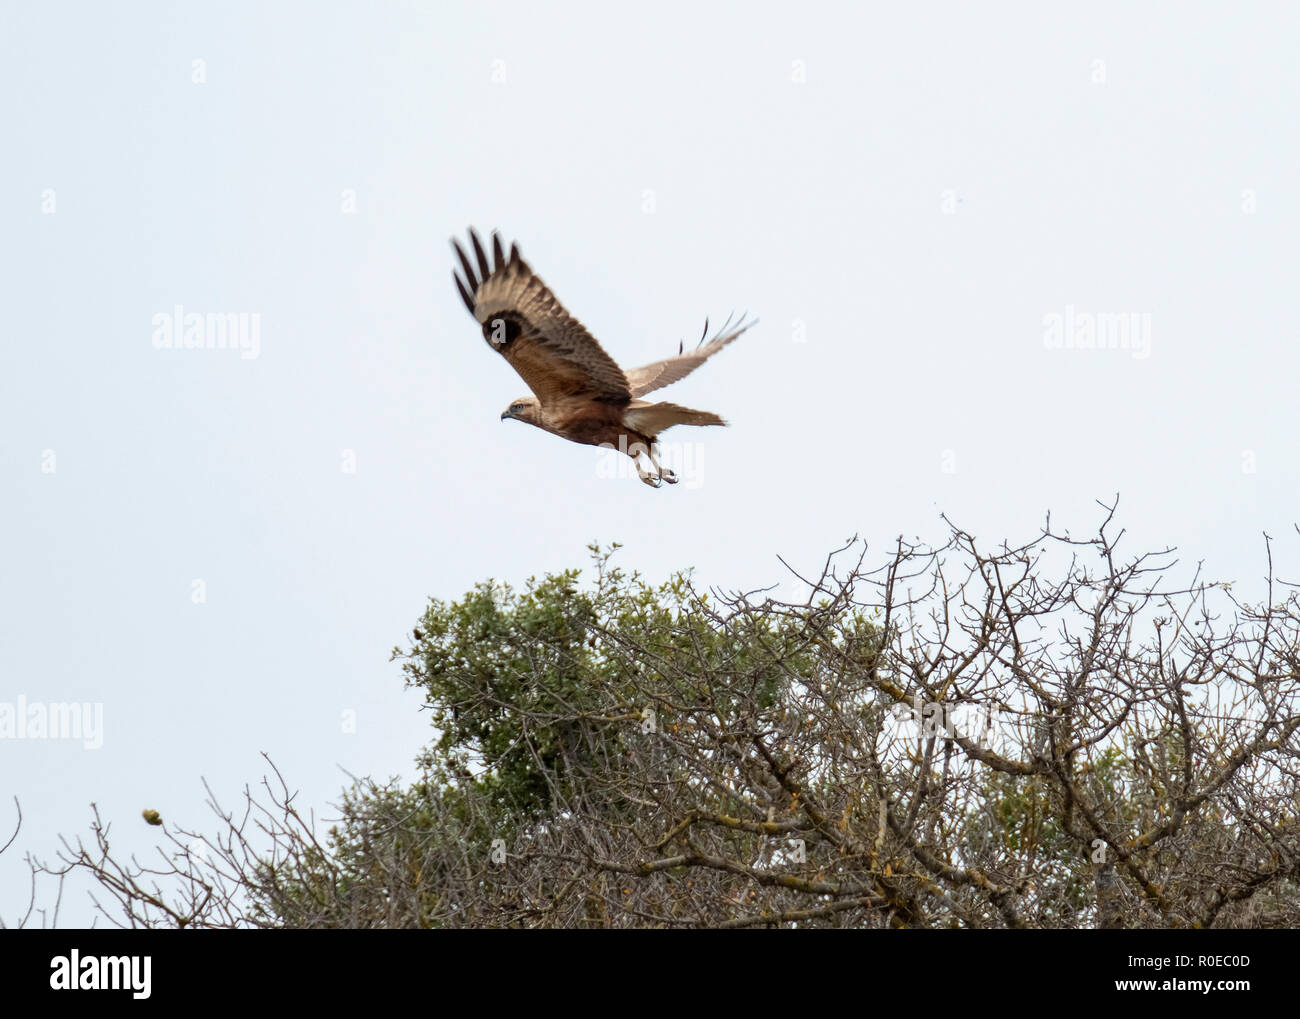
[625,314,755,398]
[452,229,631,407]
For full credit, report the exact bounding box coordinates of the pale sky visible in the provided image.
[2,2,1297,926]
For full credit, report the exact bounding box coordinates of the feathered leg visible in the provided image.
[626,440,663,487]
[648,443,678,484]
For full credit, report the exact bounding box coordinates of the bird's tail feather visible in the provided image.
[625,401,727,436]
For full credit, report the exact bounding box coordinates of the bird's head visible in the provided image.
[501,396,541,426]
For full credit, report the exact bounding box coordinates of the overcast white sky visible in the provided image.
[2,2,1297,926]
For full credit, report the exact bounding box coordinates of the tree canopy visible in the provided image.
[12,507,1300,928]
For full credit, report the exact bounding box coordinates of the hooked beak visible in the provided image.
[500,411,511,421]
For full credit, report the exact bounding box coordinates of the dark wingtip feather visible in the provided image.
[453,272,475,315]
[470,229,491,279]
[452,237,478,292]
[492,232,505,272]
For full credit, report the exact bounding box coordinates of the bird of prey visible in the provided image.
[451,228,752,487]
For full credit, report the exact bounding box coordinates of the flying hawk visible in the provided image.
[451,228,752,487]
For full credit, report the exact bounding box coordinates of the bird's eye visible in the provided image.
[511,404,524,414]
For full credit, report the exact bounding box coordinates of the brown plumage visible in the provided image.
[452,228,752,486]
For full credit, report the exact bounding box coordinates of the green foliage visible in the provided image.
[398,545,830,826]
